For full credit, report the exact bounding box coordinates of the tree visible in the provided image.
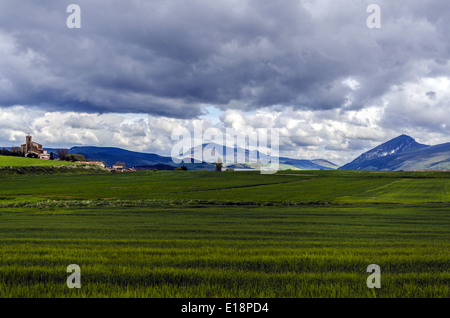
[49,152,54,160]
[67,154,85,162]
[0,148,22,157]
[56,149,69,160]
[0,148,8,156]
[10,147,22,156]
[215,156,223,172]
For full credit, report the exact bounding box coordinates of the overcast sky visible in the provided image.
[1,0,449,165]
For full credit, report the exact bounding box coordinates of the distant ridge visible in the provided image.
[311,159,340,170]
[68,144,338,171]
[182,143,337,170]
[339,135,450,171]
[69,146,174,168]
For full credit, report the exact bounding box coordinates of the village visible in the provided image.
[6,134,136,173]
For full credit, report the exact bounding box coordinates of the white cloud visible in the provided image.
[1,99,448,166]
[380,76,450,142]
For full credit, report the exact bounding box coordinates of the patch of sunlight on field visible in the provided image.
[351,179,450,203]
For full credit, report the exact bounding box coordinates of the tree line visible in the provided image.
[55,149,85,162]
[0,148,22,157]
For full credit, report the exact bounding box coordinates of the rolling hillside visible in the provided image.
[0,155,77,167]
[388,142,450,171]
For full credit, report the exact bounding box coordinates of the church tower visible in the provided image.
[25,134,32,153]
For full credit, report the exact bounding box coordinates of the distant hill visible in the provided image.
[69,146,175,168]
[68,144,338,171]
[277,158,336,170]
[384,142,450,171]
[181,143,337,170]
[339,135,450,171]
[311,159,340,169]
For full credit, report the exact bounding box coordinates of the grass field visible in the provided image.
[0,155,106,176]
[0,155,78,167]
[0,170,448,298]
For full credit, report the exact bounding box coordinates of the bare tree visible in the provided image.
[56,149,69,160]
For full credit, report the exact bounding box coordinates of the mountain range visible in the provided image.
[179,143,339,170]
[67,144,338,171]
[3,134,449,171]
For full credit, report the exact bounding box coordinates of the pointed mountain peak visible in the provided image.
[339,135,430,171]
[366,135,427,157]
[388,134,416,143]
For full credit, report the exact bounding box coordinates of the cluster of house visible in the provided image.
[74,161,135,172]
[110,164,136,172]
[19,135,135,172]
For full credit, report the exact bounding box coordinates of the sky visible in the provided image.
[0,0,449,165]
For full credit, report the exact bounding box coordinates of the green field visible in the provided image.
[0,170,449,297]
[0,155,79,167]
[0,155,106,176]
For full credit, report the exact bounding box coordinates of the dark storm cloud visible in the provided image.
[0,0,449,118]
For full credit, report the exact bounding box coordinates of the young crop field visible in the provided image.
[0,170,449,298]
